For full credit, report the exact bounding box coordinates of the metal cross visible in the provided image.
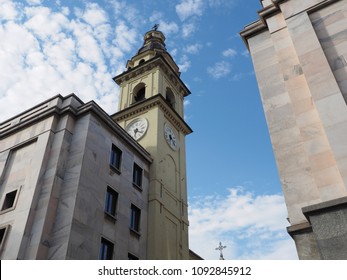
[215,242,226,260]
[152,24,159,31]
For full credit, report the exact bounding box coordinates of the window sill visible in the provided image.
[0,207,15,215]
[132,183,143,192]
[129,228,141,238]
[104,211,117,222]
[109,165,121,174]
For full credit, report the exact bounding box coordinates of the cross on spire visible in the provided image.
[152,23,159,31]
[215,242,226,260]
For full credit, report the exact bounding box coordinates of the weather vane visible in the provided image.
[152,23,159,31]
[215,242,226,260]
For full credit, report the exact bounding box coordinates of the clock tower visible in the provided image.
[112,28,192,259]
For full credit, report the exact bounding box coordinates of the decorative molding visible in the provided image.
[240,0,340,48]
[0,94,152,163]
[112,95,193,136]
[114,56,190,97]
[240,2,281,48]
[287,221,312,237]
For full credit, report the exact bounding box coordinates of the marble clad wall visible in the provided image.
[0,95,150,259]
[261,0,273,8]
[248,0,347,225]
[240,0,347,259]
[62,114,150,260]
[0,114,61,259]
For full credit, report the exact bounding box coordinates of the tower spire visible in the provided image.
[136,27,167,55]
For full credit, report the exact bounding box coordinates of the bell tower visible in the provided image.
[112,27,192,259]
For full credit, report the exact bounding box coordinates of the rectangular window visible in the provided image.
[105,187,118,218]
[110,144,122,171]
[0,225,10,251]
[128,253,139,260]
[132,163,143,188]
[130,204,141,232]
[99,237,114,260]
[1,188,20,213]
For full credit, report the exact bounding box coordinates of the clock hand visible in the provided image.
[132,128,139,139]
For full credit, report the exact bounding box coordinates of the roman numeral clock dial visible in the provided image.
[125,118,148,140]
[164,123,179,151]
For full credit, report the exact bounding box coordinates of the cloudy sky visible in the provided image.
[0,0,298,259]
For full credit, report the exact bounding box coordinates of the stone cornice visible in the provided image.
[287,221,312,237]
[112,94,193,136]
[240,0,340,49]
[113,55,191,98]
[0,94,152,163]
[240,2,282,49]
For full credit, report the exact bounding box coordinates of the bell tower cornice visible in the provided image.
[112,94,192,136]
[113,55,191,98]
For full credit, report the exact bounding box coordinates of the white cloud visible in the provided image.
[170,48,178,57]
[178,55,191,72]
[113,21,138,52]
[0,0,18,20]
[242,49,250,57]
[109,0,142,26]
[149,11,179,36]
[176,0,204,21]
[24,6,69,40]
[184,43,202,54]
[159,21,179,36]
[188,187,298,260]
[207,61,231,79]
[0,2,136,122]
[222,48,237,58]
[26,0,43,5]
[182,22,196,38]
[81,3,108,27]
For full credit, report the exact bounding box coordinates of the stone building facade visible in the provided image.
[241,0,347,259]
[0,94,151,259]
[0,29,198,260]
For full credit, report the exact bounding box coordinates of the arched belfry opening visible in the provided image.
[166,88,175,109]
[132,83,146,104]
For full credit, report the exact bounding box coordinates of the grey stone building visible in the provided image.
[241,0,347,259]
[0,94,151,259]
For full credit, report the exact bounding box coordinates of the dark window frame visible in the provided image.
[0,225,10,252]
[128,252,139,260]
[99,237,114,260]
[0,187,21,214]
[104,186,119,219]
[110,144,122,172]
[130,204,141,234]
[132,163,143,189]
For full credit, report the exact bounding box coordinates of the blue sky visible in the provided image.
[0,0,298,259]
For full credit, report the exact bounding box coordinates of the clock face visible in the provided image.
[125,118,148,140]
[164,123,179,150]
